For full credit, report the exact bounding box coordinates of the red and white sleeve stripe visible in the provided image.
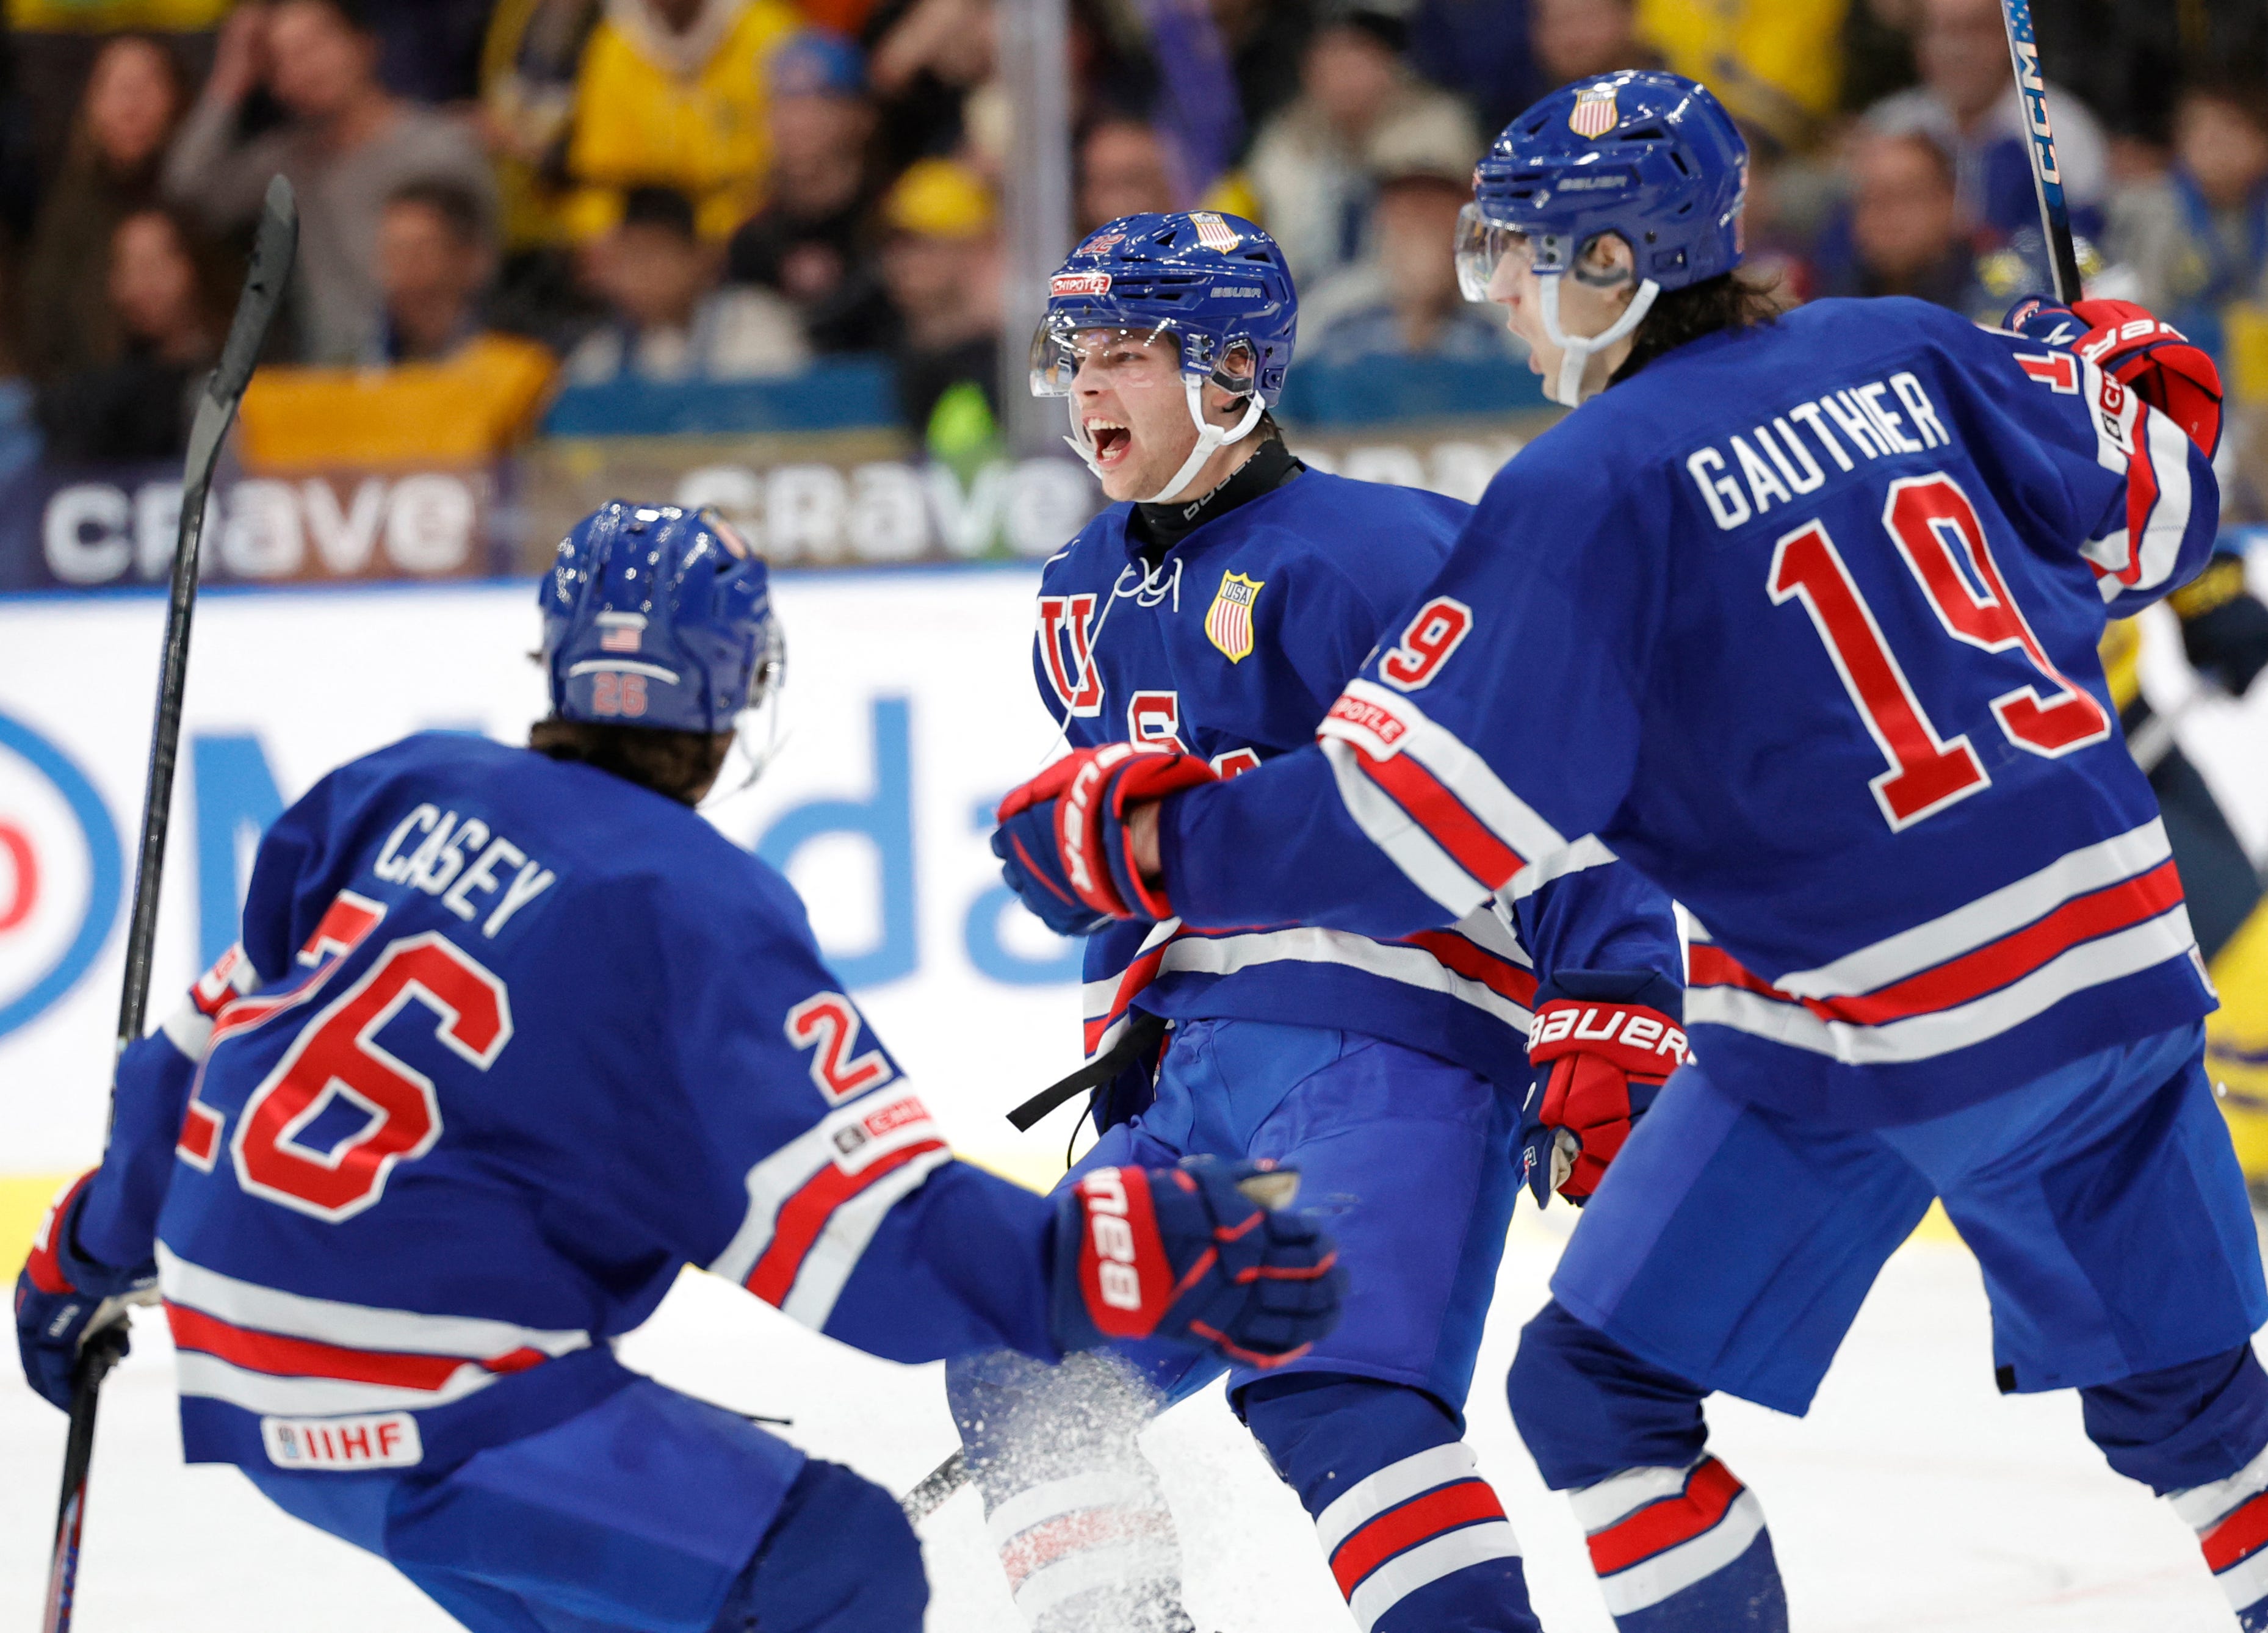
[706,1091,952,1330]
[1316,680,1568,914]
[2073,355,2203,607]
[161,943,259,1061]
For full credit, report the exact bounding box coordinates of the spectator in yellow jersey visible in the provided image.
[2096,554,2268,1197]
[560,0,802,242]
[1635,0,1844,151]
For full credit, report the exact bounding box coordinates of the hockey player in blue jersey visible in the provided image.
[956,212,1684,1633]
[988,72,2268,1631]
[13,501,1342,1633]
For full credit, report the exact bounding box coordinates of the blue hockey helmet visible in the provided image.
[1030,211,1296,502]
[539,501,782,735]
[1456,71,1748,404]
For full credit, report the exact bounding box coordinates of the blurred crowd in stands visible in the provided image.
[3,0,2268,474]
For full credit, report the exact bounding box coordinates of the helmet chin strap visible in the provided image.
[1539,273,1661,407]
[1064,379,1266,503]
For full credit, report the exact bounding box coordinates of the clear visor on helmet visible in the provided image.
[1453,204,1531,303]
[1028,315,1191,397]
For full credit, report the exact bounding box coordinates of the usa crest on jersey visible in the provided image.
[1569,85,1618,138]
[1205,572,1263,663]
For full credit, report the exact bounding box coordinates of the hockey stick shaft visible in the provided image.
[1998,0,2085,303]
[901,1449,967,1523]
[43,175,297,1633]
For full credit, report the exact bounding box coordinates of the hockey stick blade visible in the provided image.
[1997,0,2084,302]
[43,175,297,1633]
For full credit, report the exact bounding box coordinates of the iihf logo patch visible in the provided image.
[1204,571,1263,663]
[1190,212,1240,253]
[1569,85,1619,139]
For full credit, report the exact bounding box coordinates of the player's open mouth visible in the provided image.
[1086,420,1132,466]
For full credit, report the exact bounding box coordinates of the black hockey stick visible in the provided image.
[1997,0,2084,303]
[40,175,297,1633]
[901,1448,969,1523]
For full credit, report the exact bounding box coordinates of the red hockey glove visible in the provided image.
[995,744,1217,925]
[1050,1159,1343,1369]
[2006,295,2223,457]
[1519,1000,1689,1206]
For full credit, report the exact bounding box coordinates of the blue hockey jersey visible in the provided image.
[1035,466,1681,1093]
[1157,300,2221,1125]
[79,733,1059,1474]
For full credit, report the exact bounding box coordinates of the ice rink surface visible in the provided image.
[2,1211,2238,1633]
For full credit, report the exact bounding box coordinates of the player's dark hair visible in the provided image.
[1612,268,1786,385]
[527,718,735,806]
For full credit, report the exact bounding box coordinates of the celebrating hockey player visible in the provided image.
[990,72,2268,1632]
[960,211,1683,1633]
[13,502,1341,1633]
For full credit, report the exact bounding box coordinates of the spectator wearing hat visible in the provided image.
[2108,77,2268,360]
[164,0,498,364]
[20,35,189,386]
[560,0,803,242]
[1246,2,1481,286]
[566,184,809,381]
[1863,0,2108,248]
[1304,137,1516,365]
[875,157,1000,440]
[723,29,895,353]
